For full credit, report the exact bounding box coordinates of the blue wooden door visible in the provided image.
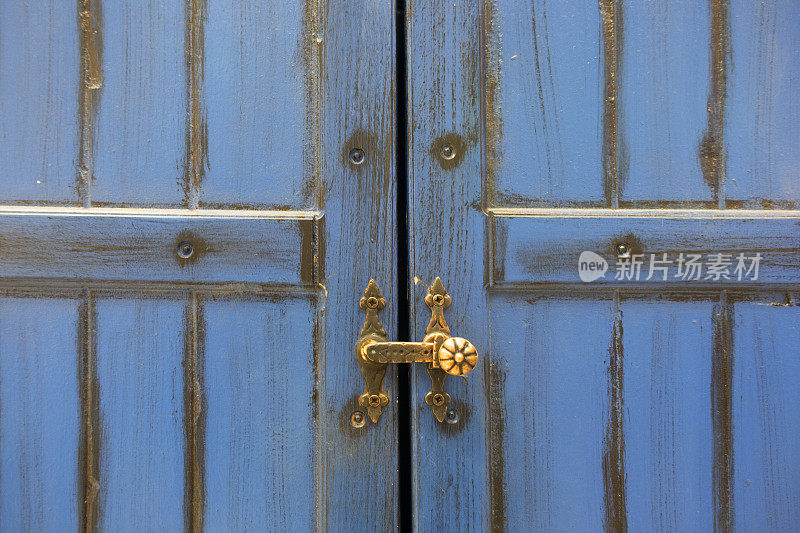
[406,0,799,531]
[0,1,398,530]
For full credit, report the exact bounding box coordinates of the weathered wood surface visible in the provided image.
[0,1,80,204]
[409,0,800,531]
[0,208,317,284]
[94,298,186,529]
[407,0,488,531]
[492,212,800,285]
[0,297,81,531]
[0,1,398,531]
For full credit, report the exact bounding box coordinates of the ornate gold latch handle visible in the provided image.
[354,277,478,423]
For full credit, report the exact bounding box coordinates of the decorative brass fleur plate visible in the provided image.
[354,277,478,423]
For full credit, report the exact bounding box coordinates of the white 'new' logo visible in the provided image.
[578,251,608,282]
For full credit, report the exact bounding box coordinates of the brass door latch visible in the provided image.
[354,277,478,423]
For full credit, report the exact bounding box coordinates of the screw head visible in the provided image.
[432,393,445,406]
[349,148,365,165]
[445,409,460,424]
[351,411,366,428]
[177,241,194,259]
[366,296,379,308]
[440,144,456,160]
[432,294,445,306]
[616,243,630,257]
[368,394,382,407]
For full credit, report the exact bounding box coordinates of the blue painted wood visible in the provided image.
[94,297,185,529]
[732,295,800,529]
[92,0,186,206]
[0,297,81,531]
[0,0,398,530]
[489,295,612,530]
[0,210,315,285]
[409,0,800,531]
[202,0,314,209]
[619,0,711,205]
[0,1,80,204]
[492,213,800,285]
[203,296,317,529]
[407,0,487,530]
[727,0,800,206]
[485,0,604,206]
[622,300,714,530]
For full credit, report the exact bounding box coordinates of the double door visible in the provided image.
[1,1,798,531]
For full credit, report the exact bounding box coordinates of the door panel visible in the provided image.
[202,296,319,529]
[92,0,187,206]
[619,0,711,204]
[727,0,800,206]
[732,296,800,529]
[202,1,316,210]
[0,1,398,531]
[484,0,604,206]
[408,1,800,531]
[0,1,80,204]
[0,297,81,531]
[490,296,612,531]
[94,298,186,529]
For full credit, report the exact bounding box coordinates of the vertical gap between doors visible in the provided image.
[395,0,413,530]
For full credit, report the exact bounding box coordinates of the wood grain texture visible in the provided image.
[319,0,400,529]
[618,0,712,205]
[732,294,800,530]
[201,0,318,210]
[0,210,315,284]
[202,296,318,530]
[492,214,800,285]
[484,0,604,207]
[407,0,488,530]
[93,297,185,530]
[0,297,81,531]
[726,0,800,207]
[622,300,714,531]
[0,1,80,204]
[91,0,186,206]
[488,295,612,530]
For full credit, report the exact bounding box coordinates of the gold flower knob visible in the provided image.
[437,337,478,376]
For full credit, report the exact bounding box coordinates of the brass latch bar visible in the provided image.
[354,277,479,423]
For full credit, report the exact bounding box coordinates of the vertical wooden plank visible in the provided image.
[726,0,800,207]
[622,300,714,531]
[94,297,185,530]
[732,294,800,530]
[407,0,486,530]
[0,1,80,204]
[201,1,317,210]
[0,297,81,531]
[321,0,399,529]
[91,0,186,206]
[487,296,611,531]
[202,296,318,529]
[618,0,712,206]
[485,0,604,206]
